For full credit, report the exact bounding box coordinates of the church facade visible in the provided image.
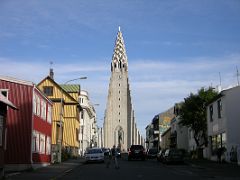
[104,28,142,152]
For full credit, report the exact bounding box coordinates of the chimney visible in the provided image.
[50,68,54,79]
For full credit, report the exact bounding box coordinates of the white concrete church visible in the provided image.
[104,27,144,152]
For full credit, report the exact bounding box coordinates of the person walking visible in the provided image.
[112,145,119,169]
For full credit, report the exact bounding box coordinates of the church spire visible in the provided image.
[111,27,128,72]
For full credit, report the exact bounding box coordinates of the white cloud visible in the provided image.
[0,53,239,137]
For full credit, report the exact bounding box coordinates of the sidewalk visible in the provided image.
[186,158,240,178]
[5,157,85,180]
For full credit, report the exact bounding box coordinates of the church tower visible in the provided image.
[104,27,137,151]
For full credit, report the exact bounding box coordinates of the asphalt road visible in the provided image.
[5,156,240,180]
[57,158,240,180]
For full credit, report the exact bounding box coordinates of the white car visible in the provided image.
[84,148,104,163]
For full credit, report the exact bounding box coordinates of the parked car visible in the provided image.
[84,148,104,163]
[128,145,146,161]
[162,148,184,164]
[147,148,158,159]
[157,149,166,162]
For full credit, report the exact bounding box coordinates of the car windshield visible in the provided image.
[87,149,103,154]
[130,145,143,150]
[149,149,158,153]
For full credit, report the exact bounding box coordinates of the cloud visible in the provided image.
[1,53,239,137]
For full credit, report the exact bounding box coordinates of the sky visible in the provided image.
[0,0,240,137]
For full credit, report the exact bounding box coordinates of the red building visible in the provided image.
[0,76,52,171]
[0,92,17,178]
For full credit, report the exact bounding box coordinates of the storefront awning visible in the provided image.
[0,93,18,110]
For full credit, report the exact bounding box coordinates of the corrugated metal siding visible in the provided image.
[0,79,33,164]
[63,105,80,148]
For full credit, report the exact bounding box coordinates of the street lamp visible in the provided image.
[58,76,87,163]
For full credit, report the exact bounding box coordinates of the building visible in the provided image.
[145,124,153,149]
[104,27,142,151]
[161,127,171,149]
[207,86,240,163]
[0,76,52,171]
[0,91,17,178]
[37,72,80,162]
[79,90,97,156]
[169,103,189,151]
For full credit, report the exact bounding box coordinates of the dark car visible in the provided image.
[147,148,158,159]
[162,148,184,164]
[128,145,146,161]
[157,149,166,162]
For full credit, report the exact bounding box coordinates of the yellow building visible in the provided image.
[37,75,80,159]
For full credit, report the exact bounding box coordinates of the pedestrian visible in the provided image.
[105,148,111,168]
[112,145,119,169]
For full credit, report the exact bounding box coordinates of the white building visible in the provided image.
[104,27,142,151]
[79,90,98,156]
[207,86,240,163]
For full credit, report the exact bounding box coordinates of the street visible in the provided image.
[57,157,240,180]
[5,155,240,180]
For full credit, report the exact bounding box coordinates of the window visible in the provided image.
[33,94,37,114]
[217,99,222,118]
[81,110,84,119]
[209,105,213,122]
[37,96,41,116]
[47,106,52,123]
[0,115,3,146]
[41,100,46,120]
[119,98,120,101]
[32,130,37,152]
[39,133,46,154]
[43,86,53,96]
[46,136,51,155]
[35,131,40,152]
[211,132,226,155]
[0,89,8,98]
[119,84,120,87]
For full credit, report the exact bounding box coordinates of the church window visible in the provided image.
[119,98,120,101]
[119,91,120,94]
[119,84,120,87]
[119,119,120,123]
[119,105,120,108]
[119,112,120,115]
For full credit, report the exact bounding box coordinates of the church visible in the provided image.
[103,27,143,152]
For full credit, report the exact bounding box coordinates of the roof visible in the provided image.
[112,28,128,65]
[37,76,78,103]
[0,93,18,109]
[60,84,80,93]
[0,76,33,86]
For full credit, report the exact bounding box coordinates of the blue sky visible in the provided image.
[0,0,240,137]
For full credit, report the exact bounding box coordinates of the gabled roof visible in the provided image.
[60,84,80,93]
[37,76,78,103]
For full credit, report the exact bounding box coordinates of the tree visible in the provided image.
[179,87,218,151]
